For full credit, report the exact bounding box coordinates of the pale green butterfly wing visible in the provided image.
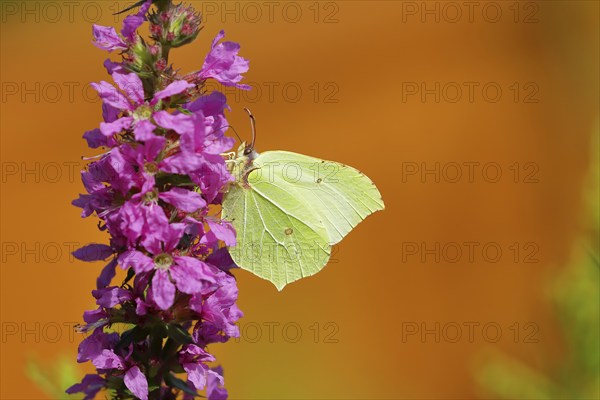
[251,151,385,244]
[222,150,384,290]
[222,174,331,290]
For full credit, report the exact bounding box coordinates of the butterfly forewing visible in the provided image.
[252,151,385,244]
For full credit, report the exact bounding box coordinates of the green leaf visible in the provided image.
[167,324,194,345]
[122,267,136,286]
[165,373,198,396]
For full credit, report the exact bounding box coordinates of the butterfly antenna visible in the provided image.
[244,108,257,151]
[225,125,244,143]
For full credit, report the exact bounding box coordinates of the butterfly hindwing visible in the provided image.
[222,176,331,290]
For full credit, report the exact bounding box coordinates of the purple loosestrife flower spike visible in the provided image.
[70,1,249,398]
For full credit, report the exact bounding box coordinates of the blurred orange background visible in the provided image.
[1,1,598,399]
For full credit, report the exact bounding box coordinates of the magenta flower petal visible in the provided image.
[135,298,149,315]
[206,247,237,272]
[184,362,208,390]
[108,148,137,195]
[207,219,236,247]
[77,330,118,363]
[104,59,125,75]
[121,0,152,42]
[143,135,166,160]
[140,210,186,255]
[207,367,227,400]
[92,349,126,370]
[159,188,206,213]
[73,244,113,262]
[124,366,149,400]
[118,202,145,244]
[159,152,203,175]
[91,81,132,110]
[97,258,118,289]
[133,119,156,141]
[119,250,154,274]
[122,15,145,42]
[179,344,217,390]
[82,308,107,326]
[199,30,250,90]
[92,25,127,52]
[93,287,132,308]
[83,128,107,148]
[113,72,145,105]
[102,102,121,123]
[153,80,195,103]
[153,111,194,134]
[100,116,133,137]
[152,269,176,310]
[185,91,228,114]
[169,257,207,294]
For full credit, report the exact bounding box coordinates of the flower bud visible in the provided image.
[149,3,201,48]
[125,39,156,76]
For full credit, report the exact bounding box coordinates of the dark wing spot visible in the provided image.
[285,228,293,235]
[316,178,323,183]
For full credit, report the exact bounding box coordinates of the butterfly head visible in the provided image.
[228,142,259,188]
[228,109,259,184]
[237,142,258,160]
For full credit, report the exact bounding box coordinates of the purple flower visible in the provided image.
[91,0,151,51]
[124,365,149,400]
[77,325,150,400]
[114,135,167,194]
[92,25,127,52]
[117,200,168,249]
[160,187,207,213]
[179,344,216,390]
[93,349,126,370]
[160,106,233,202]
[203,219,236,247]
[92,286,132,308]
[83,102,120,148]
[191,275,242,345]
[119,215,218,310]
[92,71,194,141]
[121,0,152,42]
[72,156,121,220]
[76,329,120,363]
[199,31,250,90]
[79,307,109,332]
[207,366,228,400]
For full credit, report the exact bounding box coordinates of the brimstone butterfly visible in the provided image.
[222,111,384,290]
